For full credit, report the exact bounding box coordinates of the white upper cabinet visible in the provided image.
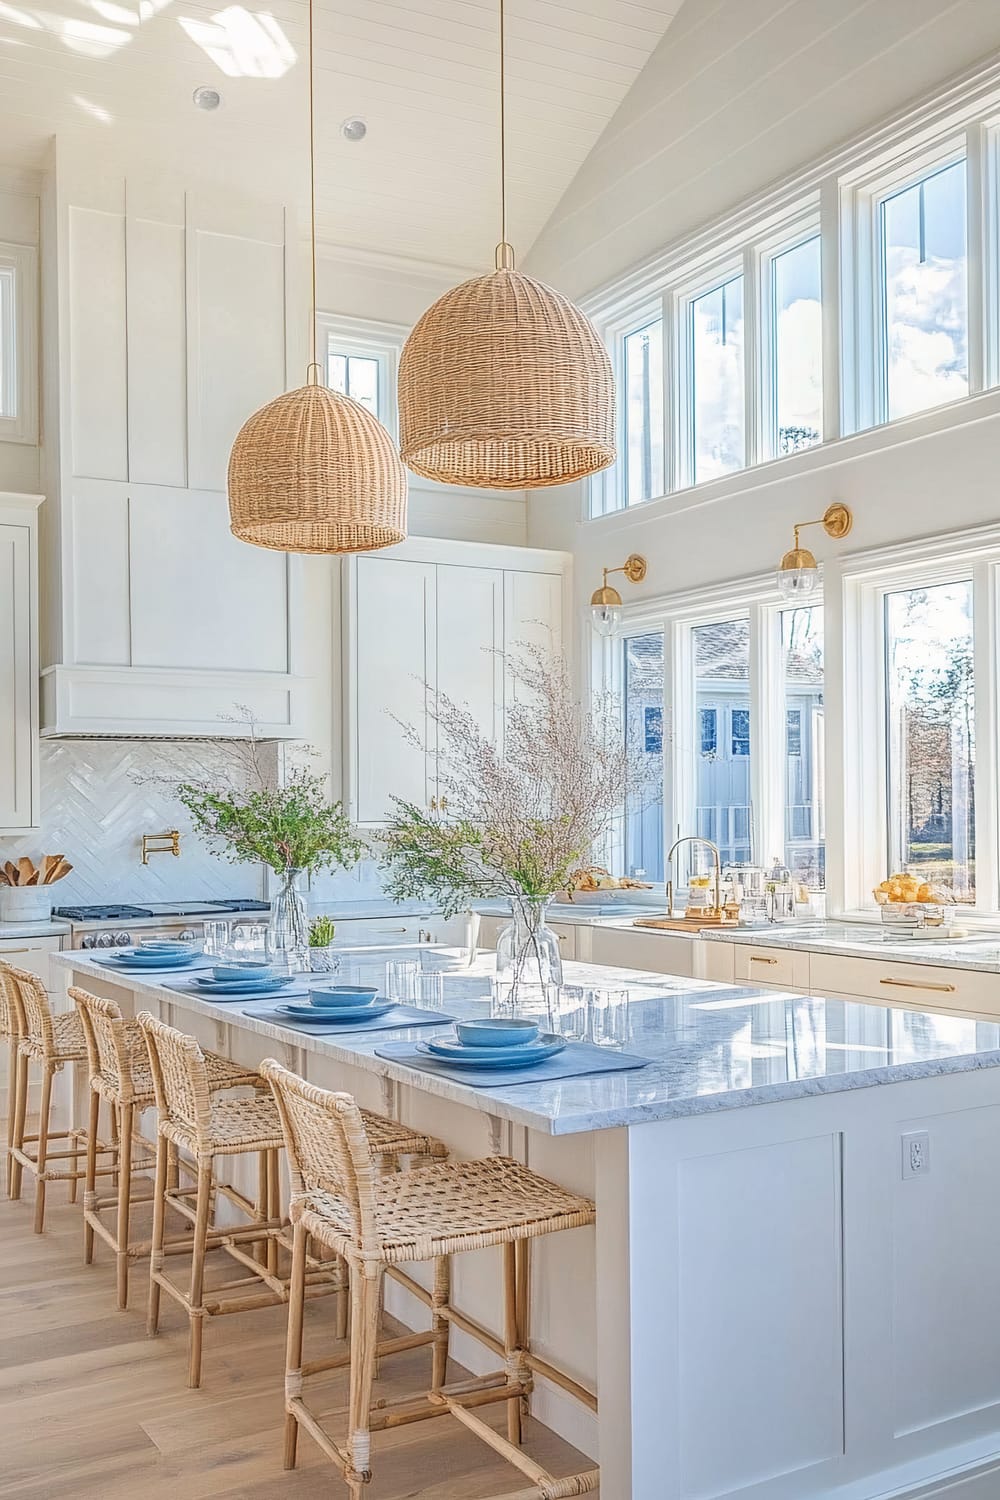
[347,539,569,824]
[0,495,40,832]
[41,158,301,739]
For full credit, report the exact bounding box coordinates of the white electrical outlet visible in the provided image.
[901,1130,930,1178]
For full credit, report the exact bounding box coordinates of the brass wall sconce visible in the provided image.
[590,554,647,637]
[776,503,852,599]
[141,830,181,866]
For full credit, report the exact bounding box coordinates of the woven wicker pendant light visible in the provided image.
[398,0,615,491]
[228,0,407,553]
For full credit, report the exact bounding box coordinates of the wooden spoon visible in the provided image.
[16,857,33,886]
[39,854,60,885]
[3,861,17,886]
[49,859,73,884]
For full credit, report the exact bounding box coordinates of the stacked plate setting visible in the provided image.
[103,940,203,973]
[194,959,294,998]
[416,1018,566,1069]
[276,983,395,1024]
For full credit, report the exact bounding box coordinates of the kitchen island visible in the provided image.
[52,947,1000,1500]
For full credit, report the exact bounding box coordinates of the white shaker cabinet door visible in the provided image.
[353,557,436,824]
[435,563,504,764]
[503,569,564,710]
[0,524,34,830]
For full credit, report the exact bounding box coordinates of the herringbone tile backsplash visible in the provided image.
[0,741,265,905]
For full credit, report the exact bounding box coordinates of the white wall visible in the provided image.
[526,0,1000,302]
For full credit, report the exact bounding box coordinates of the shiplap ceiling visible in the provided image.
[0,0,680,269]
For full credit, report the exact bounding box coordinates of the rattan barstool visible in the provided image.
[137,1014,448,1389]
[71,987,267,1312]
[3,962,115,1235]
[261,1059,600,1500]
[0,965,24,1199]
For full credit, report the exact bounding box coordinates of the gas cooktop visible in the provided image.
[53,900,270,922]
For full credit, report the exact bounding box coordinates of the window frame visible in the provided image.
[315,313,404,440]
[606,574,826,894]
[673,255,748,490]
[841,528,1000,917]
[591,296,665,518]
[757,213,823,461]
[0,241,37,446]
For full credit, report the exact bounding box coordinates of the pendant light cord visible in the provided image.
[307,0,320,381]
[495,0,514,270]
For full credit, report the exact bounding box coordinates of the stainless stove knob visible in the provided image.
[178,928,196,942]
[96,932,115,948]
[81,935,95,949]
[114,932,131,947]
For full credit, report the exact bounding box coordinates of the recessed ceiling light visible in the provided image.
[193,85,222,109]
[341,117,366,142]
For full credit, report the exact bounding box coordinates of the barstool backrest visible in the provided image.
[0,962,24,1041]
[260,1058,379,1251]
[5,965,55,1056]
[71,988,139,1105]
[137,1011,213,1148]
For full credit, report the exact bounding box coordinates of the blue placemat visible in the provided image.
[96,954,216,977]
[161,975,312,1001]
[373,1039,650,1087]
[243,1003,456,1035]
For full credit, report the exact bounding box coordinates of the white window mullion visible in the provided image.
[668,618,695,879]
[973,560,998,911]
[742,244,760,469]
[819,175,842,442]
[966,122,988,396]
[749,602,784,870]
[662,290,678,494]
[982,124,999,391]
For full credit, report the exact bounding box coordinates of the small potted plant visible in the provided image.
[307,915,339,973]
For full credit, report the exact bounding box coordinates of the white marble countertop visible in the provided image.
[53,945,1000,1136]
[701,920,1000,971]
[0,919,70,940]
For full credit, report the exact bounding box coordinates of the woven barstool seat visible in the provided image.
[293,1156,595,1267]
[159,1092,284,1158]
[262,1060,599,1500]
[3,963,115,1235]
[71,989,271,1312]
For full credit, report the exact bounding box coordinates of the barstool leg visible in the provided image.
[503,1240,522,1445]
[83,1088,100,1263]
[346,1266,382,1500]
[33,1065,53,1235]
[431,1255,450,1388]
[282,1219,307,1471]
[187,1160,213,1388]
[9,1050,27,1200]
[147,1133,168,1336]
[115,1100,134,1311]
[266,1149,280,1274]
[5,1036,17,1197]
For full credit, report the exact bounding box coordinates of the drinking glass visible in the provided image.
[416,971,445,1009]
[386,959,419,1002]
[202,919,232,957]
[589,987,631,1049]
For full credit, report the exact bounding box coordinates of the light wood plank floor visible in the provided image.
[0,1177,597,1498]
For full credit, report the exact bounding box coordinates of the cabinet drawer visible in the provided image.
[548,923,576,961]
[733,945,804,989]
[809,951,998,1015]
[333,919,424,947]
[0,936,61,990]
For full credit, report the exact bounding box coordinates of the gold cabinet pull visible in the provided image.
[879,977,956,994]
[750,955,778,965]
[0,947,30,955]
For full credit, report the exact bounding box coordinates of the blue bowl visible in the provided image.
[308,983,379,1009]
[213,961,273,982]
[454,1018,540,1048]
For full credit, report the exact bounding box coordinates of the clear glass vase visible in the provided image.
[269,866,309,973]
[494,896,563,1018]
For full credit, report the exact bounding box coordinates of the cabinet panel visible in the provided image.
[436,563,503,750]
[809,950,997,1017]
[128,488,289,672]
[70,482,130,664]
[354,557,435,824]
[588,925,695,977]
[503,570,563,659]
[0,525,33,829]
[126,216,187,487]
[187,229,286,492]
[68,207,127,481]
[733,944,806,989]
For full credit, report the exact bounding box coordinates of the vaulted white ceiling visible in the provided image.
[0,0,680,269]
